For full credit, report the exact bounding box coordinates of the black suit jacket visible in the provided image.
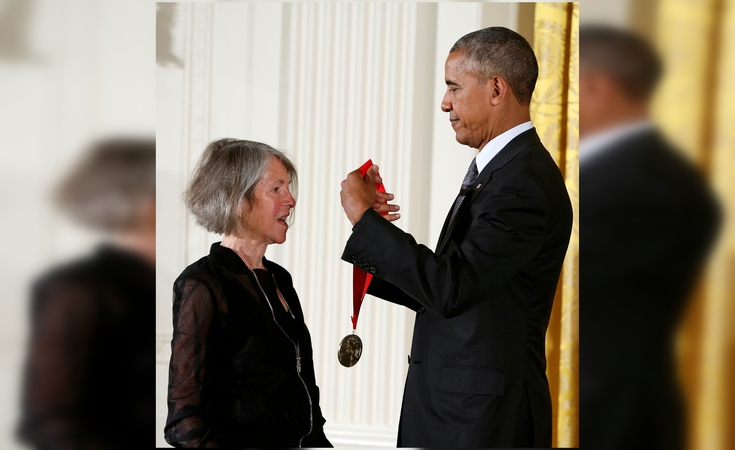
[165,243,330,448]
[580,128,720,450]
[342,128,573,447]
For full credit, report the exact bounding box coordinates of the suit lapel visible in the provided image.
[435,128,542,255]
[436,172,490,254]
[435,192,460,250]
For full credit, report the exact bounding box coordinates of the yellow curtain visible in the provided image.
[530,3,579,448]
[654,0,735,449]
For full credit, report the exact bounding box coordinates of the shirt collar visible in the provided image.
[475,121,534,173]
[580,119,654,165]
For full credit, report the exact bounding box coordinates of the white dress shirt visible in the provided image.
[476,121,534,173]
[579,120,654,166]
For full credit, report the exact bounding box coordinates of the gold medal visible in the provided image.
[339,159,384,369]
[338,333,363,367]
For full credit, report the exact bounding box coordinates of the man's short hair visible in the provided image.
[580,25,663,100]
[450,27,539,106]
[184,139,298,235]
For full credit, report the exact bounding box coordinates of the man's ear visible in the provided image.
[488,76,509,106]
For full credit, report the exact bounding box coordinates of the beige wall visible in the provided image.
[580,0,658,40]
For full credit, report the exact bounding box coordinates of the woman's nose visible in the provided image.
[285,191,296,207]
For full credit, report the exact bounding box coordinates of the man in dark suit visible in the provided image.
[339,27,572,448]
[579,26,720,450]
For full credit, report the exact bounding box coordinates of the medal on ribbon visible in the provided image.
[338,159,387,368]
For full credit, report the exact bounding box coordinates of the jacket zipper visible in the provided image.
[249,269,313,447]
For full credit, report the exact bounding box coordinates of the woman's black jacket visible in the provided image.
[165,242,330,447]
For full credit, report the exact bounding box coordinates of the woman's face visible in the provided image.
[239,157,296,245]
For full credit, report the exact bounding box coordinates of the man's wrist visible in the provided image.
[350,205,372,226]
[351,206,374,228]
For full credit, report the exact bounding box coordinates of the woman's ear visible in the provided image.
[232,200,250,235]
[236,199,249,220]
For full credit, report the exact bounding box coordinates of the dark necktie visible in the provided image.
[449,158,479,226]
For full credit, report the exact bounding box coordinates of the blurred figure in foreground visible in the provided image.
[580,26,721,449]
[17,139,155,449]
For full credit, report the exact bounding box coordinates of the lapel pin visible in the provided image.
[476,183,482,189]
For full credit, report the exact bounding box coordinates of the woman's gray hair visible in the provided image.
[56,138,155,232]
[184,138,298,235]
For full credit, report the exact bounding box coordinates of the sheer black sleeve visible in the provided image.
[18,278,102,450]
[165,279,219,448]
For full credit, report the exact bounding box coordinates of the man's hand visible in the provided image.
[340,165,401,226]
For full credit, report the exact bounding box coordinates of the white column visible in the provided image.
[276,3,422,445]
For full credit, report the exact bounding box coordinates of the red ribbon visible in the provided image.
[351,159,387,330]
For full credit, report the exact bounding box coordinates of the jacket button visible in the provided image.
[418,306,426,314]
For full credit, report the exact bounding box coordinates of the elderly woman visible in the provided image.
[164,139,331,448]
[18,138,156,449]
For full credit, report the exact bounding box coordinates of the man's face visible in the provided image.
[441,51,494,149]
[579,68,609,137]
[579,67,644,137]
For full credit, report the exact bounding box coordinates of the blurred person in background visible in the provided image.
[166,139,355,447]
[580,26,721,450]
[17,138,156,449]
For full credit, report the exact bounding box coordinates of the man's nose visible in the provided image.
[441,92,451,113]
